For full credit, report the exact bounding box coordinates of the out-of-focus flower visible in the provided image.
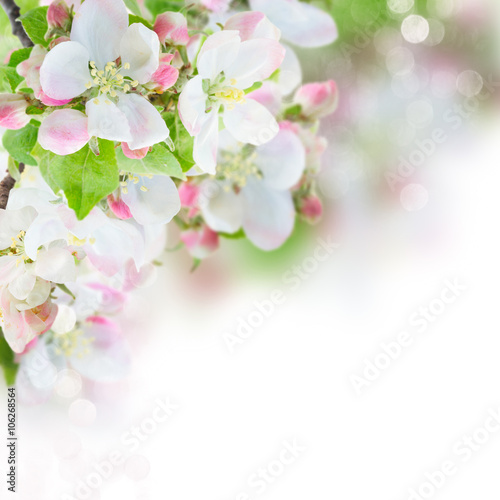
[199,128,305,250]
[298,195,323,223]
[178,30,285,173]
[196,0,231,13]
[294,80,339,120]
[154,12,189,45]
[181,225,219,259]
[39,0,170,153]
[224,11,281,41]
[47,0,71,29]
[249,0,338,48]
[0,94,30,130]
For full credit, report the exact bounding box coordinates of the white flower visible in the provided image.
[39,0,169,154]
[178,30,285,174]
[199,128,306,250]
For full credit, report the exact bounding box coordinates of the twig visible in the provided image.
[0,0,33,209]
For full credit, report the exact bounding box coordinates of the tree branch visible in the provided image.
[0,0,33,48]
[0,1,33,209]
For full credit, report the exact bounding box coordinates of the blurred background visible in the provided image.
[3,0,500,499]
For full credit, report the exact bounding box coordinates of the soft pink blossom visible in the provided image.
[181,225,219,259]
[294,80,339,120]
[47,0,71,29]
[299,195,323,222]
[154,12,189,45]
[121,142,149,159]
[0,94,30,130]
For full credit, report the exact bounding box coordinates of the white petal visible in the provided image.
[199,180,244,234]
[247,81,282,117]
[116,93,169,150]
[225,38,285,90]
[197,30,241,80]
[0,256,25,286]
[241,178,295,250]
[51,304,77,335]
[193,110,219,175]
[278,44,302,95]
[120,23,160,84]
[224,11,281,41]
[35,247,76,283]
[122,176,181,225]
[178,76,208,136]
[86,97,132,142]
[24,213,69,260]
[39,41,91,100]
[249,0,338,48]
[8,272,36,301]
[25,278,51,308]
[71,0,129,68]
[38,109,89,155]
[255,129,306,190]
[0,206,37,248]
[223,99,278,146]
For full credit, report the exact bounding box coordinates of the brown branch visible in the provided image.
[0,0,33,48]
[0,1,33,209]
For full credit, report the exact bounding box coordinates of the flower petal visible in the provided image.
[0,94,30,130]
[199,180,244,234]
[224,11,280,41]
[120,23,160,84]
[247,81,282,116]
[197,30,241,80]
[225,38,285,90]
[35,247,76,283]
[154,12,189,45]
[24,212,69,260]
[278,44,302,95]
[193,109,219,174]
[223,99,278,146]
[255,128,306,190]
[38,109,89,155]
[116,93,169,150]
[178,75,207,136]
[241,177,295,250]
[71,0,128,68]
[39,41,91,100]
[249,0,338,48]
[8,272,36,301]
[86,97,132,143]
[121,142,149,159]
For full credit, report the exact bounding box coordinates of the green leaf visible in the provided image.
[145,0,185,16]
[19,6,49,47]
[124,0,143,17]
[36,139,119,220]
[244,81,263,94]
[55,283,76,300]
[284,104,302,116]
[7,47,33,68]
[7,157,20,182]
[219,228,246,240]
[163,111,195,172]
[0,65,24,92]
[2,124,38,166]
[26,105,45,115]
[128,14,153,29]
[0,330,19,387]
[117,142,186,180]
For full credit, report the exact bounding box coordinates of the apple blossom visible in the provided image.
[178,30,285,173]
[39,0,170,153]
[0,94,30,130]
[154,12,189,45]
[181,225,219,259]
[47,0,71,29]
[294,80,339,120]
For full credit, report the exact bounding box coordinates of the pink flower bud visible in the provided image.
[294,80,339,120]
[178,182,200,208]
[150,62,179,93]
[154,12,189,45]
[47,0,70,29]
[108,193,133,220]
[0,94,30,130]
[299,195,323,222]
[181,225,220,259]
[121,142,149,159]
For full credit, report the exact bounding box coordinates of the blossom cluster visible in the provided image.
[0,0,338,395]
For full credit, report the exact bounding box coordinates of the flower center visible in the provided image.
[119,171,153,194]
[0,230,30,266]
[205,75,246,111]
[54,327,95,358]
[86,61,138,98]
[217,149,261,189]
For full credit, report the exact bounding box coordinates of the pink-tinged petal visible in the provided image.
[199,180,244,233]
[298,195,323,222]
[193,110,219,174]
[178,182,200,207]
[224,11,280,41]
[241,177,295,250]
[201,0,231,12]
[121,142,149,159]
[35,247,76,283]
[0,94,30,130]
[16,45,46,97]
[86,97,132,143]
[180,225,219,259]
[47,0,70,29]
[85,283,126,315]
[223,99,278,146]
[39,41,91,100]
[0,256,25,286]
[225,38,285,90]
[255,128,306,190]
[154,12,189,45]
[247,81,282,116]
[150,63,179,92]
[197,30,241,80]
[39,92,72,106]
[107,193,133,219]
[294,80,339,119]
[249,0,338,48]
[178,75,207,136]
[120,23,160,84]
[71,0,129,69]
[121,175,181,225]
[38,109,89,155]
[116,93,169,150]
[123,260,157,290]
